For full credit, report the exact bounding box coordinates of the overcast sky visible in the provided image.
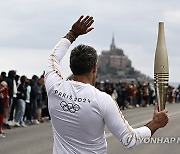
[0,0,179,83]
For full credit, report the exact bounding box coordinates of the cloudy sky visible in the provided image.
[0,0,179,83]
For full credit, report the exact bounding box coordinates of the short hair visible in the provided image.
[8,70,16,79]
[70,44,98,75]
[20,75,27,83]
[1,72,6,78]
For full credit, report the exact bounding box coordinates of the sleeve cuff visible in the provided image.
[135,126,152,138]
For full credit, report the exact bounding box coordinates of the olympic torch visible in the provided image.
[154,22,169,111]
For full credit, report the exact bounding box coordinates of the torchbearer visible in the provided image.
[45,15,169,153]
[154,22,169,111]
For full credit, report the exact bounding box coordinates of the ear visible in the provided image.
[92,64,97,73]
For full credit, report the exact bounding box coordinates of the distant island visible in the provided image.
[96,35,152,83]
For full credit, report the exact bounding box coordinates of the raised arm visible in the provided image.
[44,16,94,92]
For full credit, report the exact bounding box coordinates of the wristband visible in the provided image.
[69,29,78,38]
[67,32,76,41]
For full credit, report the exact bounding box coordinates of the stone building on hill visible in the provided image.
[97,36,151,83]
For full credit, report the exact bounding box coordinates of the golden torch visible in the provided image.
[154,22,169,111]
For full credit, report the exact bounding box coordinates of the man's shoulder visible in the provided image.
[90,86,112,101]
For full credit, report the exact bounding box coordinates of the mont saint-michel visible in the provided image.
[97,36,151,82]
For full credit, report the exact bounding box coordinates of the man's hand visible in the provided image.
[65,15,94,43]
[146,104,169,135]
[153,104,169,128]
[71,15,94,36]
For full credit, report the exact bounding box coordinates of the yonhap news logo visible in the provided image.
[122,133,180,147]
[122,133,136,148]
[141,137,180,144]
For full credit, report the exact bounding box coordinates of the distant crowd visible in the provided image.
[0,70,180,138]
[95,80,180,110]
[0,70,49,138]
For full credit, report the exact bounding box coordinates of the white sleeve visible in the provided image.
[99,94,151,148]
[44,38,71,93]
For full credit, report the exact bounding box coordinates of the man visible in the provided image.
[45,15,168,154]
[7,70,18,127]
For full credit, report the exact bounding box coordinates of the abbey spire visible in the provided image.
[110,34,116,50]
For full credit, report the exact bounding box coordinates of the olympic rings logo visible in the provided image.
[60,101,80,113]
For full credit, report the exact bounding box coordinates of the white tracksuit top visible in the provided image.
[45,38,151,154]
